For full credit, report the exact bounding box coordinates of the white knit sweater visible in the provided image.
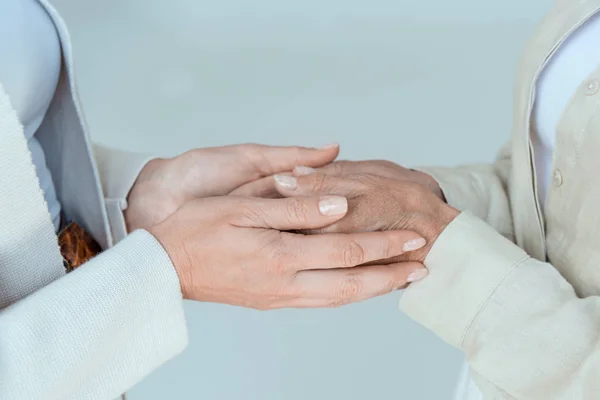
[0,1,188,398]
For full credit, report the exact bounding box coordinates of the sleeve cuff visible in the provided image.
[74,229,189,396]
[399,211,529,348]
[94,145,155,242]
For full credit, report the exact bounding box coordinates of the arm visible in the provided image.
[269,162,600,399]
[417,143,514,241]
[93,144,154,241]
[401,212,600,399]
[0,231,188,399]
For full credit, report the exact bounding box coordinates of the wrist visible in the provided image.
[424,203,459,242]
[395,194,459,263]
[415,205,459,263]
[148,222,193,299]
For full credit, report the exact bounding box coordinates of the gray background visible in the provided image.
[51,0,553,398]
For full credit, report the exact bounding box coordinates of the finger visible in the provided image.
[293,161,352,177]
[274,173,362,235]
[286,262,428,308]
[293,161,368,177]
[245,143,340,177]
[288,230,426,270]
[230,176,281,198]
[294,160,403,181]
[273,173,355,198]
[232,196,349,230]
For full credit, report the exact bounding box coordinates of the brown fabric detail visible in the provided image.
[58,222,102,272]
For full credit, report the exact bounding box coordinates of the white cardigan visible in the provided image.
[0,1,188,399]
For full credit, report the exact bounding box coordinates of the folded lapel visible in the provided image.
[0,83,65,308]
[36,0,112,249]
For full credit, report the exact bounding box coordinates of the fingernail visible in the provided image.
[295,166,316,175]
[403,238,426,252]
[318,196,348,216]
[274,175,297,190]
[319,143,339,150]
[407,268,428,283]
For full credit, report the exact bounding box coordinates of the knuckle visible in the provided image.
[339,240,366,267]
[285,198,310,225]
[380,237,393,259]
[269,252,287,274]
[355,173,380,187]
[283,147,303,166]
[243,144,272,175]
[229,202,262,225]
[267,239,292,274]
[310,173,329,192]
[337,275,363,302]
[239,143,260,160]
[270,235,305,275]
[331,161,349,174]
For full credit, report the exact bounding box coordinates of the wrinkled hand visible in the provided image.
[232,159,445,201]
[272,168,459,264]
[149,195,430,309]
[125,143,340,231]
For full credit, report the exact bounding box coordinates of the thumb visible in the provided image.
[235,196,348,230]
[245,143,340,176]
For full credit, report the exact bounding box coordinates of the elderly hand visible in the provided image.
[125,143,340,231]
[149,195,430,309]
[271,167,459,264]
[231,159,445,201]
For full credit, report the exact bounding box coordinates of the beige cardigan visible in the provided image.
[401,0,600,398]
[0,1,187,399]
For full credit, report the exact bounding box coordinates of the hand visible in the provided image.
[272,170,459,264]
[148,195,430,309]
[125,143,340,231]
[232,159,445,201]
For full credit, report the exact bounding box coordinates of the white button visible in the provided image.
[553,169,563,186]
[585,79,600,96]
